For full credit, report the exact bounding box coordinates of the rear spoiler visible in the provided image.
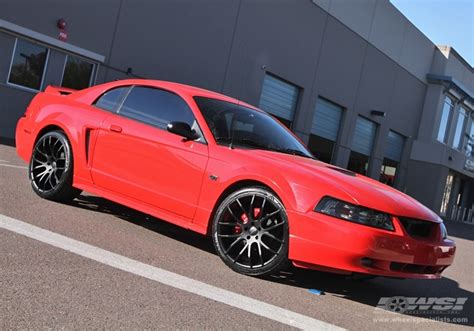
[44,85,77,96]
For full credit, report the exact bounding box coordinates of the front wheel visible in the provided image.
[212,187,289,276]
[29,130,81,202]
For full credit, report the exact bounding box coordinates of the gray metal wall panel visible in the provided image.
[405,160,448,211]
[445,53,474,91]
[312,0,440,83]
[368,1,407,63]
[0,0,119,56]
[328,0,377,40]
[310,0,331,11]
[108,0,240,92]
[312,16,366,110]
[399,22,435,82]
[354,46,398,120]
[221,0,326,107]
[387,67,427,138]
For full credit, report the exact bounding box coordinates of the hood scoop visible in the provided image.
[326,166,356,177]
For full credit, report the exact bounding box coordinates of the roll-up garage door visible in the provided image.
[352,116,377,156]
[384,130,405,162]
[258,74,299,121]
[311,98,343,141]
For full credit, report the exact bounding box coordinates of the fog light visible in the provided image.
[361,257,374,267]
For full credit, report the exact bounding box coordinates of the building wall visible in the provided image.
[405,160,449,210]
[0,0,119,140]
[312,0,435,83]
[0,0,472,215]
[0,0,120,56]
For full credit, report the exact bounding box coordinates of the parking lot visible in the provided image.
[1,143,473,330]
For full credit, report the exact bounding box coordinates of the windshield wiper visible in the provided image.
[216,137,274,151]
[216,137,315,159]
[276,148,316,159]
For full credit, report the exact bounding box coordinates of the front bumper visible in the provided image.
[288,210,455,279]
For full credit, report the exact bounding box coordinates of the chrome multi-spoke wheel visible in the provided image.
[31,133,68,192]
[29,131,81,201]
[212,187,288,276]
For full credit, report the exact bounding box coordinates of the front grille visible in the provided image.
[390,262,445,275]
[399,217,435,238]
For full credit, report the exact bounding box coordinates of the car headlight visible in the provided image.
[315,196,394,231]
[440,222,448,239]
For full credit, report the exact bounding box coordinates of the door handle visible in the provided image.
[109,125,122,133]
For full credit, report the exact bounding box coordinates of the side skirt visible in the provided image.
[74,181,208,235]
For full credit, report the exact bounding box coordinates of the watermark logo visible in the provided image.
[377,296,468,314]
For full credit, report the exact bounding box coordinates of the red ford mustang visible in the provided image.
[16,79,455,279]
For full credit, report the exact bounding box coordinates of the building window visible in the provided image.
[8,38,48,90]
[61,55,95,90]
[440,174,454,215]
[308,97,343,163]
[437,96,454,143]
[258,73,299,128]
[348,116,377,175]
[452,106,468,150]
[380,130,405,186]
[466,120,474,158]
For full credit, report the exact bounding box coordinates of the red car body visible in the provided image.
[16,79,455,279]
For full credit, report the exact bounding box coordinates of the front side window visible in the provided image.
[61,55,95,90]
[119,86,196,130]
[8,39,48,90]
[94,86,130,112]
[452,106,468,150]
[195,97,313,158]
[437,97,454,143]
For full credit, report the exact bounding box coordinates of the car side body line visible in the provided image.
[15,78,456,279]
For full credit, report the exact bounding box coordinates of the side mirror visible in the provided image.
[167,121,199,141]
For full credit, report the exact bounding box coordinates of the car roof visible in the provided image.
[107,79,258,110]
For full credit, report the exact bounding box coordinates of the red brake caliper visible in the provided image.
[253,208,261,219]
[234,208,261,234]
[234,213,248,234]
[234,213,244,234]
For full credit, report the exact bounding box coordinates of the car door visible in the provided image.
[90,85,209,220]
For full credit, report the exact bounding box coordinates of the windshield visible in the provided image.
[194,97,314,159]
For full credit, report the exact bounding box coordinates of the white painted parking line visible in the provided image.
[0,214,343,331]
[0,163,27,169]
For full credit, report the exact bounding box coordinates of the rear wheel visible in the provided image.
[29,130,81,202]
[212,187,289,276]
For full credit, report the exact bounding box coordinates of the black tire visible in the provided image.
[29,130,82,202]
[212,186,289,276]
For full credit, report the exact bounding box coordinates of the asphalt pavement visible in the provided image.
[1,144,472,330]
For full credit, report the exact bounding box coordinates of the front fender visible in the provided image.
[192,155,316,234]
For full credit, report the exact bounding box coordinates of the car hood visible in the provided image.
[247,150,441,223]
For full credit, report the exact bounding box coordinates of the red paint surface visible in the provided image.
[15,80,455,279]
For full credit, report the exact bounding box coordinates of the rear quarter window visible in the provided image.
[94,86,130,112]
